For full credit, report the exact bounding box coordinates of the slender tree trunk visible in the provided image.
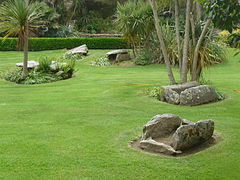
[181,0,191,83]
[191,19,212,81]
[22,25,29,79]
[174,0,182,75]
[190,2,196,47]
[196,2,202,21]
[149,0,176,85]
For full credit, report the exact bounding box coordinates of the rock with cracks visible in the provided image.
[66,44,88,56]
[180,85,218,106]
[171,120,214,151]
[164,88,180,105]
[142,114,182,140]
[140,139,181,155]
[106,50,129,62]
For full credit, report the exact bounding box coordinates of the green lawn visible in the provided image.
[0,49,240,180]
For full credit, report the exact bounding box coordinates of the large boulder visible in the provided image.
[140,139,181,155]
[180,85,218,106]
[106,50,129,61]
[162,81,199,94]
[171,120,214,151]
[66,44,88,56]
[164,88,180,105]
[16,61,39,69]
[142,114,182,140]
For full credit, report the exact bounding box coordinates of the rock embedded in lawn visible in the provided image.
[142,114,182,140]
[171,120,214,151]
[16,61,39,69]
[66,44,88,56]
[162,81,199,94]
[106,50,130,62]
[140,139,181,155]
[131,114,215,156]
[50,61,67,71]
[180,85,218,106]
[164,88,180,105]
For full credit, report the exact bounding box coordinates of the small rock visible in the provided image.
[180,85,218,106]
[140,139,181,155]
[171,120,214,151]
[142,114,182,140]
[56,71,64,76]
[66,44,88,56]
[164,88,180,105]
[16,61,39,69]
[50,61,66,70]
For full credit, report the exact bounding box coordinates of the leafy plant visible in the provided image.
[143,86,164,101]
[92,56,111,66]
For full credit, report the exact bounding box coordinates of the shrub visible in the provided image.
[143,87,164,101]
[92,56,112,66]
[62,53,83,61]
[0,37,129,51]
[36,57,52,73]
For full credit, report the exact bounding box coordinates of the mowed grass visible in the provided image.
[0,49,240,180]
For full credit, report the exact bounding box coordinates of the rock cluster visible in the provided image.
[139,114,214,155]
[162,82,218,106]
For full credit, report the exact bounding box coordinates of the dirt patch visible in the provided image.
[129,133,221,157]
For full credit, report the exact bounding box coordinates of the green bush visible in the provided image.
[92,56,111,66]
[143,87,164,101]
[134,50,152,65]
[0,37,129,51]
[228,32,240,48]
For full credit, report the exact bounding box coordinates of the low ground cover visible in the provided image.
[0,49,240,179]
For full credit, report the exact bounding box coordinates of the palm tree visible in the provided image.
[0,0,46,78]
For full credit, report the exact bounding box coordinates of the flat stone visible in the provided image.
[171,120,214,151]
[142,114,182,140]
[16,61,39,69]
[66,44,88,56]
[106,50,129,61]
[140,139,181,155]
[162,81,199,94]
[180,85,218,106]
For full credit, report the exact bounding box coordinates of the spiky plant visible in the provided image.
[0,0,46,78]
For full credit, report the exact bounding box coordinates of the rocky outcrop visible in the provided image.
[180,85,218,106]
[16,61,39,69]
[171,120,214,151]
[140,139,181,155]
[66,44,88,56]
[142,114,182,140]
[134,114,215,156]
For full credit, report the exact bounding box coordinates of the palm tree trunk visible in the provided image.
[174,0,182,75]
[191,19,211,81]
[149,0,176,85]
[22,25,29,79]
[190,2,196,47]
[181,0,191,83]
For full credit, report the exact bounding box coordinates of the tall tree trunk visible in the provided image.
[191,19,212,81]
[181,0,191,83]
[149,0,176,85]
[22,25,29,79]
[174,0,182,75]
[190,2,196,48]
[196,2,202,21]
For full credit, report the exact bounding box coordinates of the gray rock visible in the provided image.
[142,114,182,140]
[106,50,129,61]
[66,44,88,56]
[116,53,131,62]
[162,81,199,94]
[56,71,64,76]
[171,120,214,151]
[50,61,67,70]
[16,61,39,69]
[180,85,218,106]
[182,119,195,125]
[140,139,181,155]
[164,88,180,105]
